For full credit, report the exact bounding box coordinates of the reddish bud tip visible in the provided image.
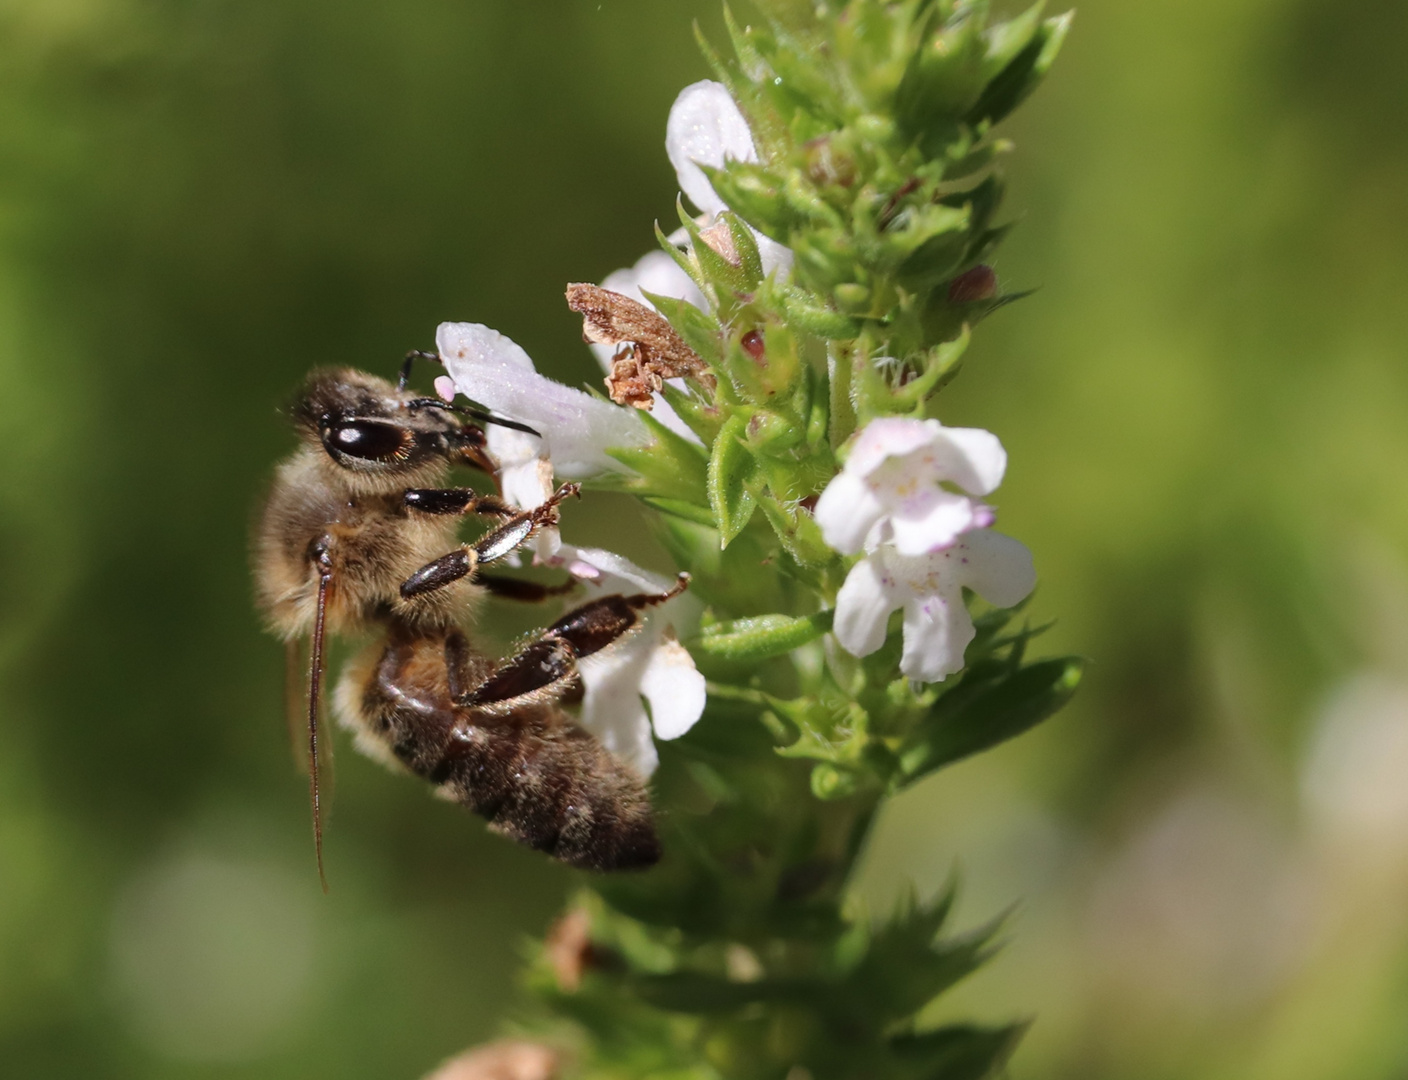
[741,330,765,361]
[947,265,998,304]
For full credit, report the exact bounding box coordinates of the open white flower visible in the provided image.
[666,80,793,281]
[834,529,1036,684]
[539,544,705,777]
[815,417,1007,557]
[436,321,649,481]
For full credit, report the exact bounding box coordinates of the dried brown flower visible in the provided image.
[421,1040,560,1080]
[565,283,715,410]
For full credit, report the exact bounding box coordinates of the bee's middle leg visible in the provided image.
[400,484,581,599]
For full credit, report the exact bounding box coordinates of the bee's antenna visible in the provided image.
[404,397,542,438]
[399,350,441,391]
[307,565,332,893]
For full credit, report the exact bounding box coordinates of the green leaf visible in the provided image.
[640,497,717,527]
[694,610,833,663]
[607,408,710,503]
[900,658,1083,785]
[706,413,758,547]
[843,885,1002,1025]
[889,1022,1030,1080]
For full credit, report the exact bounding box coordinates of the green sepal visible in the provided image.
[653,220,708,294]
[707,413,758,547]
[606,408,710,504]
[771,698,888,799]
[853,327,971,421]
[892,5,991,145]
[701,162,801,237]
[676,199,756,301]
[966,10,1073,128]
[694,610,833,663]
[783,289,861,339]
[898,657,1083,786]
[758,493,833,567]
[721,210,764,287]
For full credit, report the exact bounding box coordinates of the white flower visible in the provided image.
[814,417,1007,557]
[436,321,649,481]
[538,545,705,777]
[833,529,1036,684]
[665,80,793,281]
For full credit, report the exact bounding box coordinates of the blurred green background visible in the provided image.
[2,1,1407,1077]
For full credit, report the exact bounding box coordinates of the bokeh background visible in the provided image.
[2,1,1406,1077]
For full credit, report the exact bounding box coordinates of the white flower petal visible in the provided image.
[888,489,983,555]
[497,456,552,511]
[564,546,673,596]
[833,555,899,658]
[666,80,757,218]
[486,423,542,473]
[900,590,973,683]
[601,249,706,311]
[954,529,1036,608]
[846,417,942,477]
[578,633,659,777]
[639,636,706,741]
[926,426,1007,496]
[437,321,649,478]
[814,472,887,555]
[756,232,794,281]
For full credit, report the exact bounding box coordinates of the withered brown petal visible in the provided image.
[566,283,715,410]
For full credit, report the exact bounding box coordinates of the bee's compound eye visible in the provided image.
[325,419,410,461]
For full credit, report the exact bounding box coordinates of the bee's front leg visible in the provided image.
[403,488,516,518]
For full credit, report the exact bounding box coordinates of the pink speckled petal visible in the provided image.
[899,590,973,683]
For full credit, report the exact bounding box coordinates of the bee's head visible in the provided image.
[292,368,472,481]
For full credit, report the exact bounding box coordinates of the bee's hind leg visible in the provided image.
[451,575,689,711]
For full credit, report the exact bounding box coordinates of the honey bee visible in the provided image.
[255,355,681,880]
